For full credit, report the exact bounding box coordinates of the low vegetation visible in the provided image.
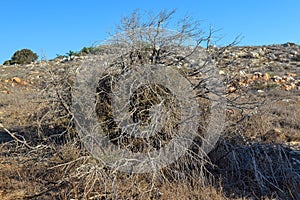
[0,10,299,200]
[3,48,38,65]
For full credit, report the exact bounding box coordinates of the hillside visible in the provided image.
[0,43,299,199]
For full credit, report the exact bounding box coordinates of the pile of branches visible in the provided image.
[209,139,300,199]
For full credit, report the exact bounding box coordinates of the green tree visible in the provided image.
[3,60,11,65]
[11,48,38,65]
[79,46,96,55]
[66,50,78,60]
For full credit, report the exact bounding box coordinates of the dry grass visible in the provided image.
[1,136,297,199]
[209,139,300,199]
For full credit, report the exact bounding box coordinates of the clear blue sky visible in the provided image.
[0,0,299,63]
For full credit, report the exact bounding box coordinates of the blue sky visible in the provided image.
[0,0,299,63]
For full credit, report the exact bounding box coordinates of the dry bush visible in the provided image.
[223,89,300,146]
[33,61,79,144]
[213,89,300,199]
[209,139,300,199]
[18,9,227,199]
[1,9,299,200]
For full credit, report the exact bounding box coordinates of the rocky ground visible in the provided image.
[0,43,299,199]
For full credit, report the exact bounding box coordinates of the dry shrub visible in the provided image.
[1,64,300,199]
[33,61,79,144]
[209,138,300,199]
[224,89,300,146]
[213,88,300,199]
[1,9,300,200]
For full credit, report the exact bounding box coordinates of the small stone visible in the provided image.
[288,76,295,82]
[283,76,295,82]
[269,53,277,60]
[263,73,270,81]
[283,84,292,91]
[290,50,298,55]
[239,70,246,76]
[254,72,263,78]
[228,86,237,93]
[248,75,256,82]
[238,81,248,87]
[249,51,260,58]
[285,72,296,77]
[12,77,22,84]
[290,83,296,89]
[273,76,283,83]
[258,48,265,56]
[219,70,226,75]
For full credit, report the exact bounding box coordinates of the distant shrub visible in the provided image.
[55,54,68,59]
[10,49,38,65]
[66,50,79,60]
[79,46,96,55]
[54,47,96,61]
[3,60,11,65]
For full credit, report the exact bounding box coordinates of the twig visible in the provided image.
[0,123,34,149]
[24,181,68,199]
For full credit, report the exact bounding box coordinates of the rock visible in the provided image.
[236,51,248,58]
[12,77,22,84]
[219,70,226,75]
[228,86,237,93]
[239,70,246,76]
[263,73,270,81]
[254,72,263,77]
[290,50,298,55]
[247,75,256,83]
[283,84,293,91]
[283,42,297,47]
[258,48,265,56]
[272,76,283,83]
[269,53,277,60]
[183,63,190,68]
[249,51,260,58]
[288,76,295,82]
[252,72,264,80]
[285,72,297,77]
[238,81,248,87]
[290,83,296,89]
[283,76,295,82]
[1,90,10,94]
